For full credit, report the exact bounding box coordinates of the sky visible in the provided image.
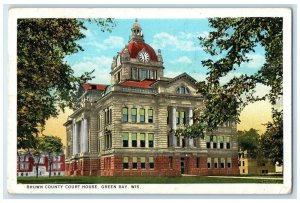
[44,18,274,146]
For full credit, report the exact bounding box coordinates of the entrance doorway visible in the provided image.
[180,158,185,174]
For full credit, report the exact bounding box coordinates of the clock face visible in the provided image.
[138,50,150,63]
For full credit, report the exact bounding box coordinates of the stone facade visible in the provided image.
[64,19,239,177]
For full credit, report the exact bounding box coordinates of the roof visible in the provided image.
[81,83,108,91]
[168,72,197,85]
[125,41,158,61]
[119,79,157,89]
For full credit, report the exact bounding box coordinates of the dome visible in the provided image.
[124,41,158,61]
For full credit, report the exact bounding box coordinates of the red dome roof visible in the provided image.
[125,41,158,61]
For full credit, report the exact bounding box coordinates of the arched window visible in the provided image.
[176,86,190,94]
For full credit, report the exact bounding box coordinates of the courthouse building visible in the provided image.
[64,20,239,176]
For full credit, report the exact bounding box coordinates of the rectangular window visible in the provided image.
[141,157,146,169]
[140,108,145,123]
[196,157,200,168]
[214,158,218,168]
[131,67,137,80]
[227,157,232,168]
[242,161,245,166]
[207,158,211,169]
[131,133,137,147]
[149,70,156,79]
[219,136,224,149]
[180,111,186,124]
[149,157,154,169]
[122,133,129,147]
[140,69,148,80]
[206,135,211,149]
[132,157,137,169]
[226,137,231,149]
[176,111,179,124]
[213,135,217,149]
[131,108,137,123]
[140,133,145,147]
[169,156,173,168]
[123,157,129,169]
[148,133,154,148]
[109,108,112,123]
[148,109,153,123]
[167,110,169,124]
[122,107,128,122]
[221,158,225,168]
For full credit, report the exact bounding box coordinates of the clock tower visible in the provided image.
[110,19,164,85]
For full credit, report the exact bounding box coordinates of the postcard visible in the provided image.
[7,7,292,194]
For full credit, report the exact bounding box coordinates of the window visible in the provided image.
[221,158,225,168]
[122,133,129,147]
[207,158,211,169]
[148,133,154,148]
[122,107,128,122]
[182,138,186,148]
[176,111,179,124]
[98,114,101,130]
[131,133,137,147]
[131,108,137,123]
[226,136,231,149]
[140,108,145,123]
[219,136,224,149]
[132,157,137,169]
[140,69,148,80]
[141,157,146,169]
[169,156,173,168]
[167,110,169,124]
[140,133,145,147]
[176,86,190,94]
[180,111,186,124]
[214,158,218,168]
[196,157,200,168]
[242,161,245,166]
[149,70,156,79]
[227,157,232,168]
[109,109,112,123]
[131,67,137,80]
[149,157,154,169]
[206,135,211,149]
[213,135,217,149]
[148,109,153,123]
[123,157,129,169]
[20,163,24,170]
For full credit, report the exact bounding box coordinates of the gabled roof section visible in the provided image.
[168,72,197,85]
[119,79,157,89]
[81,83,108,91]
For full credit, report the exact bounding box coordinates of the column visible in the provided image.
[73,121,77,155]
[80,119,84,153]
[83,119,88,153]
[188,107,194,147]
[171,106,177,147]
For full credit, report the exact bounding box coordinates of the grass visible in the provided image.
[17,175,283,184]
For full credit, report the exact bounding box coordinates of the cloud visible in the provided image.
[170,56,192,64]
[219,72,243,85]
[152,31,206,52]
[72,56,112,84]
[86,36,125,51]
[243,53,266,69]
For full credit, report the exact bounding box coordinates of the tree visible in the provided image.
[260,109,283,165]
[17,18,115,149]
[38,135,63,178]
[181,17,283,137]
[237,128,260,158]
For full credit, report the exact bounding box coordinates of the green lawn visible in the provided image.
[17,175,283,184]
